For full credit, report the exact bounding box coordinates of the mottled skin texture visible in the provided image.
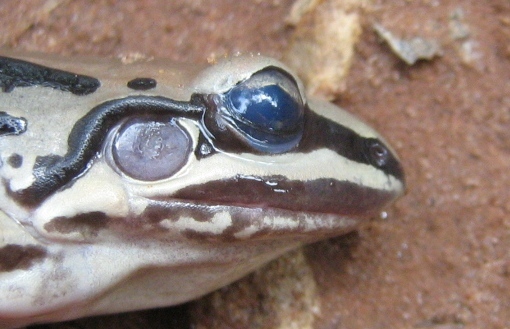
[0,51,404,328]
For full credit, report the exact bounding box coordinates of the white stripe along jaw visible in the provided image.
[0,51,405,327]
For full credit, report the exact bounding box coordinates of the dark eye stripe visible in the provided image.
[297,110,404,182]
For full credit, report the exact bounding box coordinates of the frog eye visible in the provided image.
[211,68,305,153]
[110,116,191,181]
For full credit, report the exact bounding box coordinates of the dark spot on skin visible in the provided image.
[127,77,157,90]
[0,244,47,272]
[7,153,22,168]
[0,56,100,95]
[0,111,27,137]
[44,212,109,238]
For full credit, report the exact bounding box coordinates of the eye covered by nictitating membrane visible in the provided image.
[204,68,305,154]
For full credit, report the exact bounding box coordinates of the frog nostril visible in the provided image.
[366,139,389,167]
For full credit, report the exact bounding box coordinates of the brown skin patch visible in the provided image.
[44,212,109,238]
[0,244,47,272]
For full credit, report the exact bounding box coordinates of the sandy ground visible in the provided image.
[1,0,509,328]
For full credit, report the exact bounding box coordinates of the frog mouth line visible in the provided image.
[39,197,362,243]
[138,199,367,242]
[28,174,401,243]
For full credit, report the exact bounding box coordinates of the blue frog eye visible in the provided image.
[216,68,305,153]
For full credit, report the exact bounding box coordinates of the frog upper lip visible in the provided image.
[166,177,403,218]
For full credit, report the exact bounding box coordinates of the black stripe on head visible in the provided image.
[9,96,205,207]
[0,56,100,95]
[298,110,404,182]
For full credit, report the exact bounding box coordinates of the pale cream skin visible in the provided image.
[0,51,404,328]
